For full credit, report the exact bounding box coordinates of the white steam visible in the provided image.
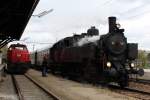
[77,36,100,46]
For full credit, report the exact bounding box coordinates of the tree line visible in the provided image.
[138,50,150,68]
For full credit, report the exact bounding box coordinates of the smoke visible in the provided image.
[77,36,100,46]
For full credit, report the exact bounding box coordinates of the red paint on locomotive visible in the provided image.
[7,44,30,63]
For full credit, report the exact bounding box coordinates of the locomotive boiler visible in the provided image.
[7,43,31,74]
[32,17,144,87]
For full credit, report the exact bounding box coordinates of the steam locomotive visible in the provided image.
[7,43,31,74]
[31,17,144,87]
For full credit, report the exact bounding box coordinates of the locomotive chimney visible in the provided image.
[108,16,117,33]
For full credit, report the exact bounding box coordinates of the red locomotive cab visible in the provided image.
[7,44,31,63]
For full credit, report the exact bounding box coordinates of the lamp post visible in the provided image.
[29,9,54,52]
[32,9,54,18]
[33,44,35,52]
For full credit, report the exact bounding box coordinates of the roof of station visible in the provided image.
[0,0,40,41]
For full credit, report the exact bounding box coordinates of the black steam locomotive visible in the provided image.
[31,17,144,87]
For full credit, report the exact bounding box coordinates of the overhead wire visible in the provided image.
[100,0,114,7]
[114,1,150,20]
[25,41,54,44]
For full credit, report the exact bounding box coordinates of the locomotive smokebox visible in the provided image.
[109,16,116,33]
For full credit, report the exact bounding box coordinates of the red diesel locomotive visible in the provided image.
[7,43,31,74]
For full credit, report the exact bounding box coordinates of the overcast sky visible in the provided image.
[19,0,150,52]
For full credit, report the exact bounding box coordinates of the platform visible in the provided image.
[0,64,5,81]
[139,69,150,80]
[26,69,135,100]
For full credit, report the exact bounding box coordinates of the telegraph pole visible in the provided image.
[33,44,35,52]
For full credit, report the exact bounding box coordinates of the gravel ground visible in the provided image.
[26,69,137,100]
[0,75,18,100]
[129,82,150,93]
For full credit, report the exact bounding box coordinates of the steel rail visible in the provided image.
[25,74,61,100]
[133,79,150,85]
[108,84,150,99]
[11,75,24,100]
[110,85,150,95]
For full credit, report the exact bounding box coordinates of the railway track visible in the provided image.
[10,74,150,100]
[108,82,150,100]
[131,78,150,85]
[11,75,60,100]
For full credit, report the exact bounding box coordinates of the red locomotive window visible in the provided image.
[15,47,24,50]
[9,44,28,51]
